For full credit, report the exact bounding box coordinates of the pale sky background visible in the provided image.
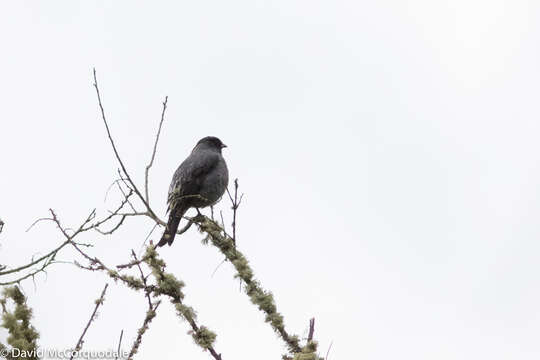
[1,1,540,359]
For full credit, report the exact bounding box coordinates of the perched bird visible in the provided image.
[157,136,229,247]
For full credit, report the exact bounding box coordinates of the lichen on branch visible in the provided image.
[0,286,40,360]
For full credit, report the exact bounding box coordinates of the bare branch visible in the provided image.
[115,172,137,212]
[0,239,70,278]
[145,96,168,204]
[25,216,54,233]
[114,330,123,360]
[308,318,315,342]
[219,211,229,239]
[91,190,133,228]
[95,215,126,235]
[0,256,63,286]
[1,206,119,283]
[104,178,129,202]
[225,178,243,246]
[139,223,158,250]
[116,212,149,217]
[211,259,227,278]
[325,341,333,360]
[92,69,156,219]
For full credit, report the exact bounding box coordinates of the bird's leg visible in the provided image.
[193,208,204,221]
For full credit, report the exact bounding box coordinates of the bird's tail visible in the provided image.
[157,205,189,247]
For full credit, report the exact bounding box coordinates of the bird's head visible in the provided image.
[194,136,227,153]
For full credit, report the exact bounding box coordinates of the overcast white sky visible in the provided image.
[1,1,540,359]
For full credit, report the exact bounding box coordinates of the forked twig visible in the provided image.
[226,179,243,246]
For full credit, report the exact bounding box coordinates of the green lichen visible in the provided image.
[196,216,302,354]
[191,326,216,349]
[175,303,197,321]
[0,286,39,360]
[143,246,219,355]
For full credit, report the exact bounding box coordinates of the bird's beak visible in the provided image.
[221,144,227,148]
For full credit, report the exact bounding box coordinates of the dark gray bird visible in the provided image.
[157,136,229,247]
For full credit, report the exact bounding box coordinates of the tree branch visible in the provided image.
[226,179,243,246]
[308,318,315,342]
[144,247,223,360]
[71,284,109,359]
[92,68,157,219]
[114,329,123,360]
[0,239,70,278]
[193,215,302,354]
[145,96,168,205]
[127,301,160,360]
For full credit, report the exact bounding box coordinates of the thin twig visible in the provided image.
[116,171,137,212]
[140,223,158,251]
[325,340,333,360]
[1,208,104,282]
[219,211,229,239]
[145,96,168,204]
[92,69,156,219]
[0,257,61,286]
[90,189,133,228]
[71,284,109,359]
[226,179,243,247]
[0,239,70,277]
[127,301,161,360]
[116,256,149,270]
[95,215,126,235]
[308,318,315,342]
[1,209,92,279]
[114,330,123,360]
[25,216,53,233]
[131,250,152,309]
[104,178,129,202]
[211,259,227,278]
[116,212,149,217]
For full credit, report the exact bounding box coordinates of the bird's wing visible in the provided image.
[167,151,220,212]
